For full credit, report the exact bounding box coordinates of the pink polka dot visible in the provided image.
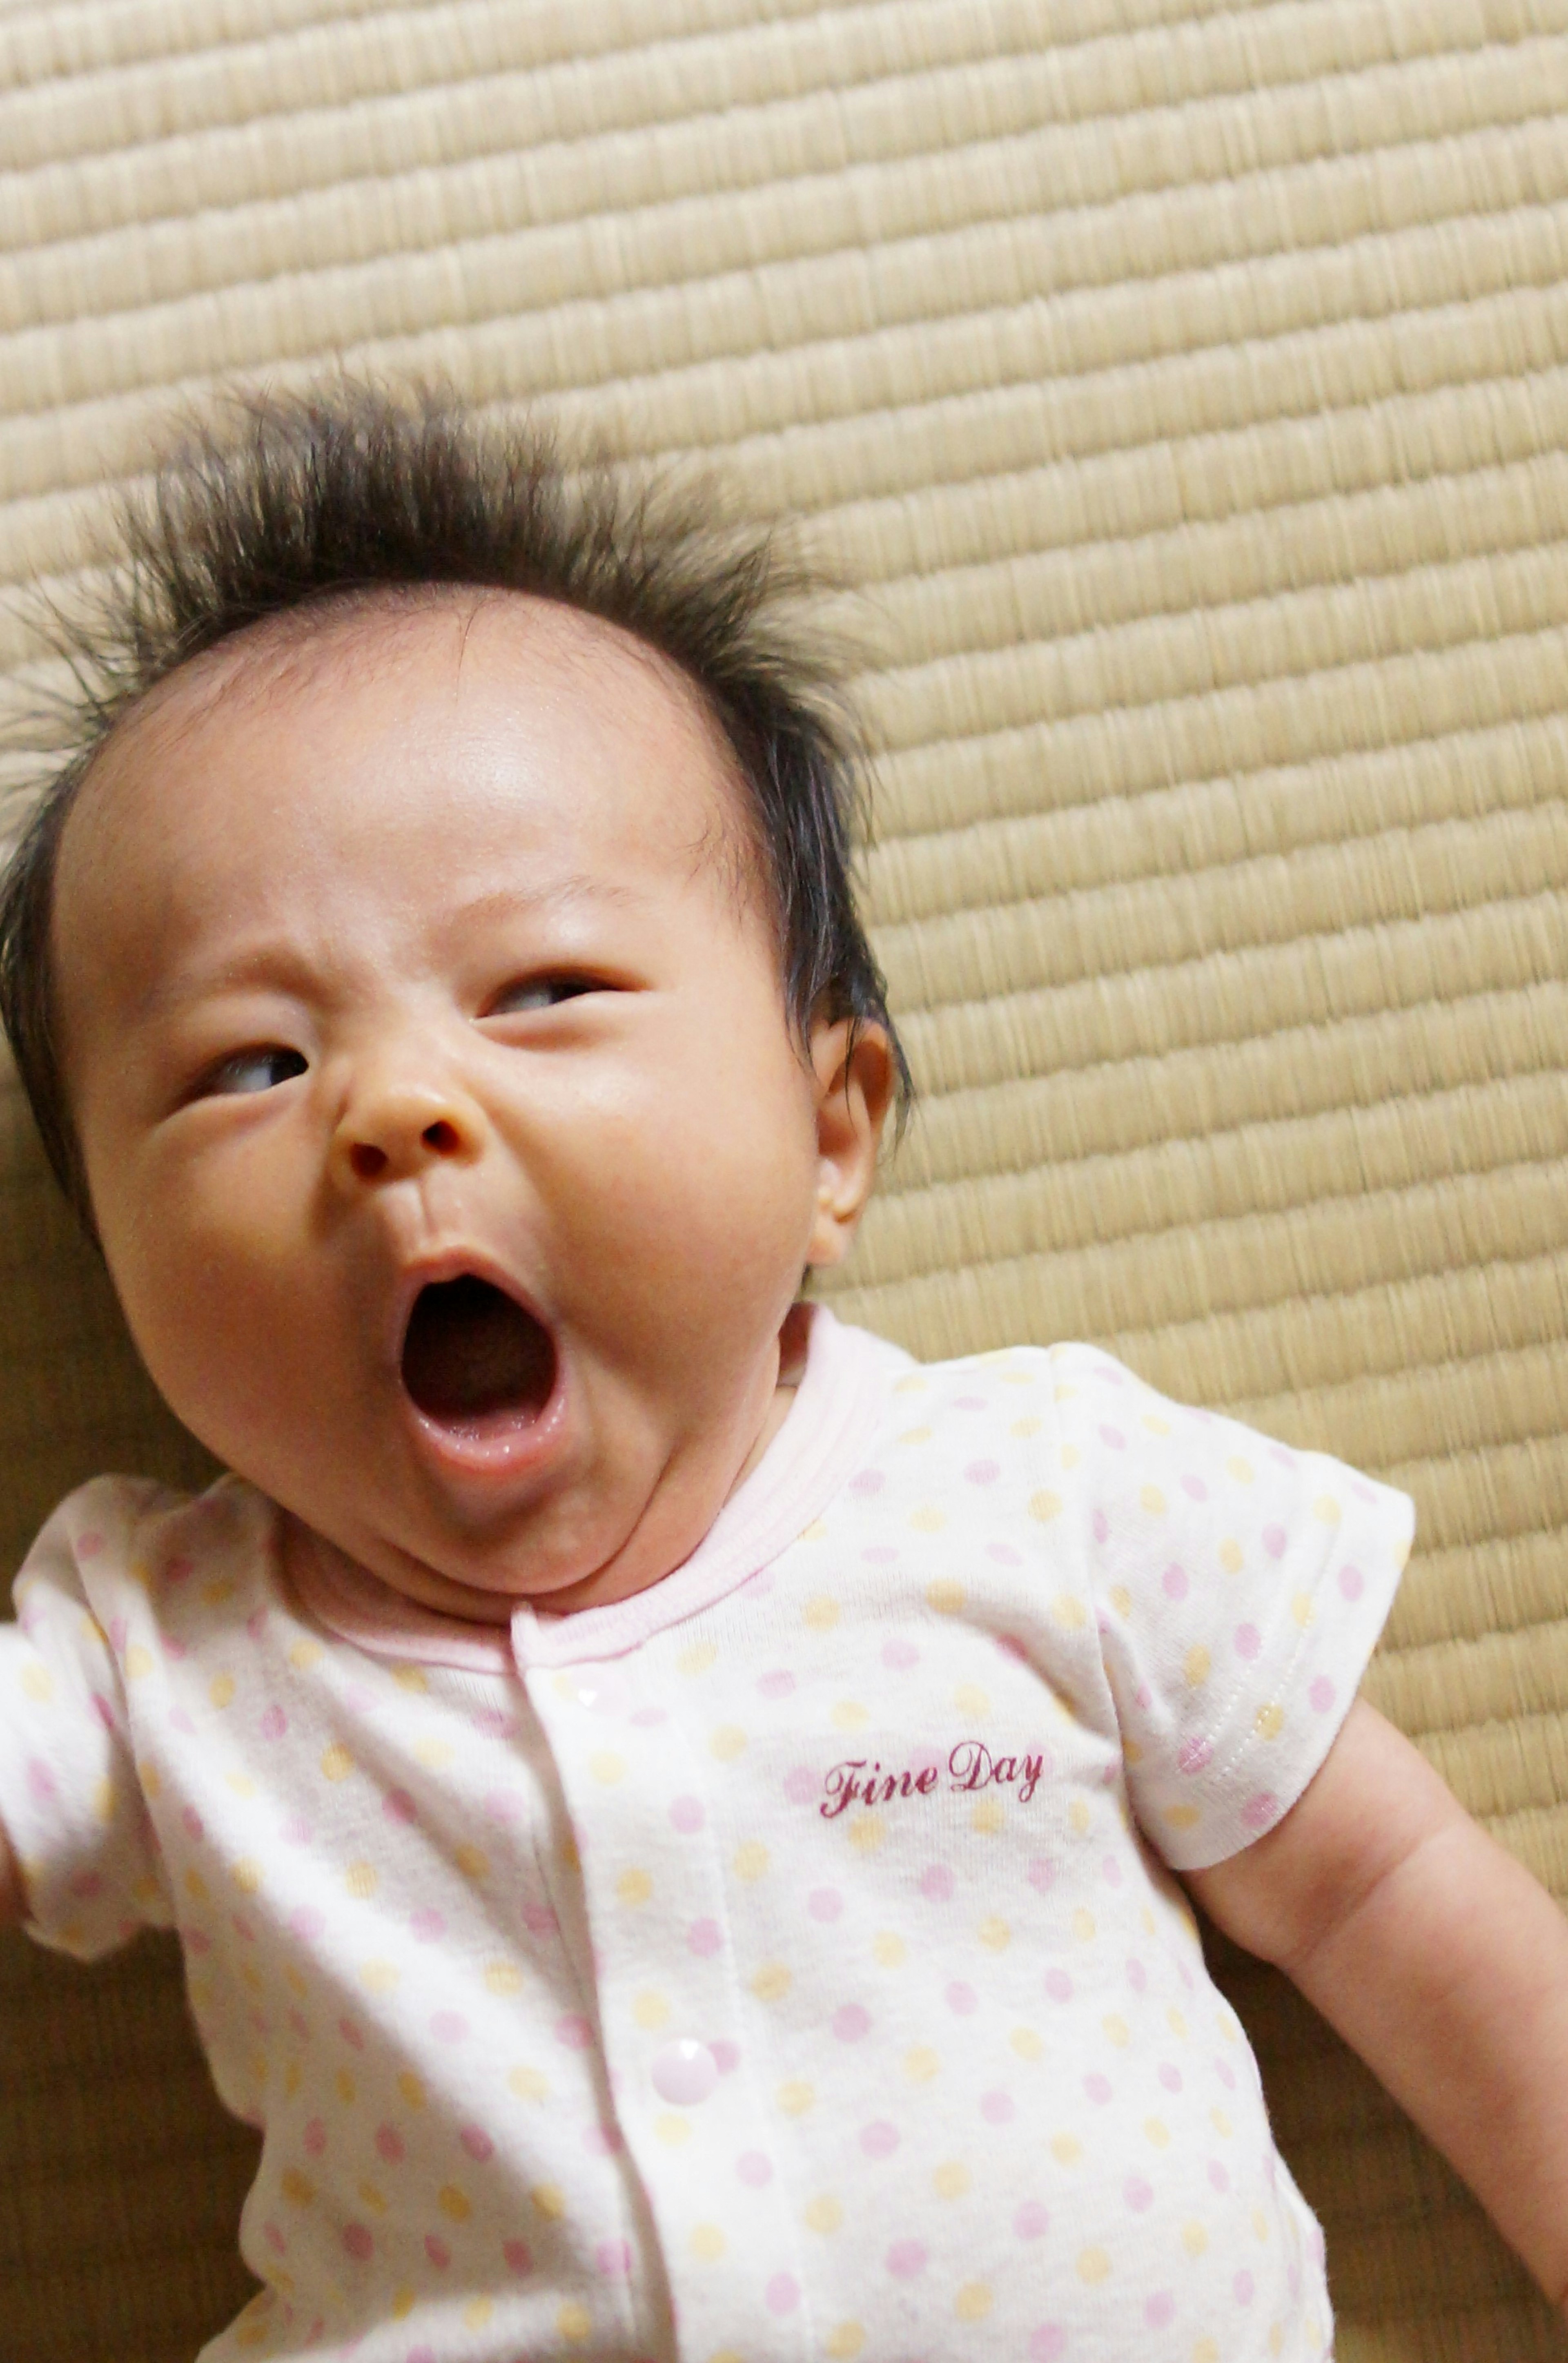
[181,1806,204,1841]
[77,1531,105,1559]
[287,2009,309,2041]
[165,1554,193,1585]
[1133,1682,1153,1709]
[1092,1509,1110,1545]
[503,2238,532,2275]
[1045,1968,1073,2003]
[1234,2269,1255,2306]
[1309,1675,1335,1713]
[1213,2055,1237,2090]
[410,1909,445,1943]
[1014,2200,1049,2239]
[980,2089,1014,2124]
[289,1907,325,1942]
[783,1768,818,1805]
[1145,2291,1174,2327]
[710,2040,740,2075]
[882,1638,919,1670]
[597,2239,633,2277]
[946,1981,978,2015]
[1027,1857,1058,1894]
[25,1759,55,1803]
[339,2017,365,2050]
[1123,2175,1153,2211]
[1178,1736,1213,1776]
[408,2349,435,2363]
[688,1919,721,1958]
[955,1393,987,1409]
[460,2125,494,2163]
[169,1708,196,1736]
[850,1468,884,1494]
[583,2122,623,2156]
[282,1815,313,1846]
[808,1886,843,1921]
[766,2274,800,2315]
[1084,2073,1112,2104]
[920,1864,954,1902]
[258,1705,287,1740]
[631,1703,669,1725]
[860,2120,899,2158]
[965,1459,1000,1485]
[522,1902,559,1939]
[986,1541,1023,1566]
[886,2240,927,2280]
[1262,1525,1287,1560]
[1029,2327,1067,2361]
[1241,1791,1279,1830]
[1339,1563,1364,1600]
[1268,1442,1295,1466]
[303,2118,326,2156]
[552,2013,591,2050]
[752,1665,797,1702]
[862,1546,897,1565]
[736,2150,773,2187]
[423,2234,450,2269]
[90,1693,117,1732]
[1157,2062,1183,2092]
[1162,1563,1189,1601]
[342,2222,373,2262]
[834,2004,871,2042]
[669,1795,705,1833]
[376,2123,405,2165]
[1233,1622,1261,1660]
[1099,1425,1126,1450]
[1207,2159,1229,2193]
[381,1788,416,1825]
[263,2220,286,2256]
[432,2011,470,2044]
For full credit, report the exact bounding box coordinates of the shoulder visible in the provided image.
[12,1471,279,1615]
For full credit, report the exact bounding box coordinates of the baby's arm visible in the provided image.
[1186,1698,1568,2309]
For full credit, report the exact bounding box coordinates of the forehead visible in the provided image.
[52,591,759,997]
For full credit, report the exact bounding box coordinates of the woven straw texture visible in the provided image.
[2,2,1567,2356]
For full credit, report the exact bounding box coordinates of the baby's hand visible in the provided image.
[1187,1698,1568,2313]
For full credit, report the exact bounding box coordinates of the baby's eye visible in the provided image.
[488,975,599,1016]
[200,1047,309,1097]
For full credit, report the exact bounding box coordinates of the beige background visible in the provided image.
[2,1,1567,2356]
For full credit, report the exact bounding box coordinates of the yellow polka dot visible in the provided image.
[1059,1443,1080,1469]
[977,1914,1010,1951]
[1145,2116,1170,2148]
[1227,1456,1253,1484]
[777,2079,815,2116]
[232,1859,262,1894]
[344,1861,378,1899]
[485,1961,523,1994]
[802,1519,829,1542]
[848,1814,886,1853]
[831,1699,869,1730]
[1011,2026,1043,2061]
[1268,2326,1284,2357]
[225,1772,257,1798]
[1108,1584,1132,1618]
[1183,2220,1208,2256]
[873,1931,906,1967]
[733,1841,769,1881]
[1253,2207,1270,2242]
[1077,2247,1111,2283]
[1292,1592,1315,1629]
[898,1425,933,1444]
[391,1665,428,1691]
[633,1990,670,2030]
[1123,1736,1143,1766]
[1219,1538,1244,1573]
[590,1750,626,1785]
[1142,1413,1170,1436]
[909,1505,946,1533]
[893,1375,927,1395]
[556,2302,592,2343]
[1184,1644,1211,1686]
[320,1743,354,1782]
[903,2046,940,2083]
[616,1866,653,1907]
[454,1843,488,1881]
[531,2183,565,2219]
[391,2292,416,2323]
[752,1962,791,2004]
[335,2067,356,2104]
[290,1639,324,1670]
[1011,1416,1042,1438]
[439,2185,470,2222]
[183,1868,209,1904]
[1212,2107,1233,2137]
[136,1758,159,1799]
[413,1735,454,1769]
[358,2176,388,2211]
[971,1797,1004,1835]
[1052,2132,1082,2165]
[802,1594,840,1630]
[933,2161,969,2199]
[654,2113,690,2146]
[926,1578,965,1615]
[90,1778,114,1826]
[19,1663,52,1702]
[953,1684,990,1720]
[956,2282,993,2320]
[678,1641,719,1676]
[281,2168,314,2207]
[201,1578,236,1608]
[805,2194,843,2233]
[1071,1907,1096,1942]
[462,2298,493,2331]
[398,2071,425,2109]
[1254,1704,1285,1741]
[283,1965,307,1999]
[508,2067,547,2101]
[283,2061,303,2099]
[124,1645,154,1681]
[710,1725,747,1761]
[1164,1803,1201,1831]
[239,1962,263,1997]
[1069,1797,1091,1835]
[1140,1485,1166,1516]
[1195,2342,1220,2363]
[1168,2006,1188,2040]
[1052,1594,1087,1630]
[1029,1491,1062,1524]
[1314,1495,1341,1524]
[826,2325,865,2360]
[1102,2013,1130,2048]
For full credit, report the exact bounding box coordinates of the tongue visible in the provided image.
[401,1277,555,1424]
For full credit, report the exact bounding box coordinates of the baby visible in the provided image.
[1,383,1566,2363]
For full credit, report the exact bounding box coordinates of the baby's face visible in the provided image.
[50,595,888,1617]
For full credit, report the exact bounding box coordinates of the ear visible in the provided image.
[805,1017,895,1269]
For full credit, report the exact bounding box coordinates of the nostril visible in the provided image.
[350,1143,388,1182]
[423,1119,460,1155]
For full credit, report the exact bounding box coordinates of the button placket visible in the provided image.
[528,1656,811,2361]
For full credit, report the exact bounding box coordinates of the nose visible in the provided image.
[330,1061,488,1189]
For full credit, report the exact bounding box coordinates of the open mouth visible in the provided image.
[400,1276,557,1433]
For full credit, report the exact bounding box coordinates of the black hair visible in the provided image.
[0,378,910,1219]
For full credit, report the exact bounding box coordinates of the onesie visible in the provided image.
[0,1307,1412,2363]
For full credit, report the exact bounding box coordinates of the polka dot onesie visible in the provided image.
[0,1308,1412,2362]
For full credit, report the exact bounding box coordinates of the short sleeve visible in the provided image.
[1049,1345,1414,1872]
[0,1478,174,1957]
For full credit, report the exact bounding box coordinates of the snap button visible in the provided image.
[650,2038,720,2106]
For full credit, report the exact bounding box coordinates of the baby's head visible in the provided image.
[0,382,907,1618]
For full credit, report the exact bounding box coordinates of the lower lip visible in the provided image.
[402,1374,570,1486]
